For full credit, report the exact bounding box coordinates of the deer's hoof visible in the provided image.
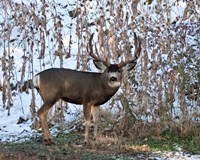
[83,139,90,146]
[43,138,54,145]
[84,140,88,145]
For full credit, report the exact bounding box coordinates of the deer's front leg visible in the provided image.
[91,106,100,141]
[83,104,92,144]
[38,103,53,145]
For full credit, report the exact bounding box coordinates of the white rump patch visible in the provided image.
[33,75,40,88]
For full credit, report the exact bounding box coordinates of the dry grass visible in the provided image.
[0,0,199,143]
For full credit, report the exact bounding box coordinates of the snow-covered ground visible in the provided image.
[148,151,200,160]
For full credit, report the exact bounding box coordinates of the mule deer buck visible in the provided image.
[33,33,141,145]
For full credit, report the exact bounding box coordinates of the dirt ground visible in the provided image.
[0,141,148,160]
[0,132,199,160]
[0,146,45,160]
[0,145,95,160]
[1,142,200,160]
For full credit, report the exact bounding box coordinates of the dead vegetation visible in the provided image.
[0,0,199,150]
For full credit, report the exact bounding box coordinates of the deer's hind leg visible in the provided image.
[38,101,56,145]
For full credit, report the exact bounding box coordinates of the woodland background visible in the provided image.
[0,0,199,144]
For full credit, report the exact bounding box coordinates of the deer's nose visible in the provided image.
[110,77,117,82]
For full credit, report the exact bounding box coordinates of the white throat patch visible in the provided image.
[108,81,121,88]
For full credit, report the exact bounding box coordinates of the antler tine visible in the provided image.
[133,32,141,59]
[88,33,108,65]
[119,33,141,67]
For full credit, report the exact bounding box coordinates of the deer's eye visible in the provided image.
[117,69,121,73]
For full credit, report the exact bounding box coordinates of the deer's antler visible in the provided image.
[118,32,141,67]
[88,33,109,66]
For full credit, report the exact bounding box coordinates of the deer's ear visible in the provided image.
[93,60,107,71]
[121,61,137,71]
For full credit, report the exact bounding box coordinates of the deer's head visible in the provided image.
[88,33,141,88]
